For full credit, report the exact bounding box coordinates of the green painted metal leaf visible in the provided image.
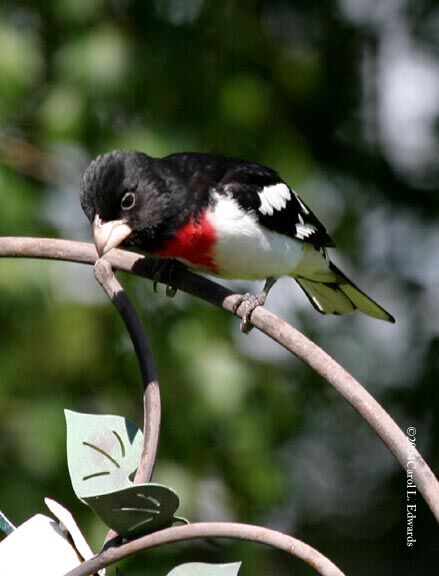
[167,563,242,576]
[84,483,180,539]
[65,410,143,499]
[0,510,15,536]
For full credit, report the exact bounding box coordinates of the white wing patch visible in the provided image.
[292,189,310,214]
[258,183,291,216]
[295,223,317,240]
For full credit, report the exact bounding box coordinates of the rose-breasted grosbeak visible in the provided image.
[80,150,394,329]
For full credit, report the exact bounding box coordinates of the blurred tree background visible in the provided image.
[0,0,438,574]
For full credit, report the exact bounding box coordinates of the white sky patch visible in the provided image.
[258,183,291,216]
[154,0,204,25]
[377,26,439,176]
[339,0,439,179]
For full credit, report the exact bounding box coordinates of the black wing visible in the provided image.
[217,160,335,248]
[163,152,335,248]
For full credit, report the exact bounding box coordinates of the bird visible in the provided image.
[80,150,395,331]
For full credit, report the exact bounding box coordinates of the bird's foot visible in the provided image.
[233,278,276,334]
[152,258,178,297]
[233,292,268,334]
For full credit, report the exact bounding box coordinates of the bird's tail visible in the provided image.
[295,262,395,322]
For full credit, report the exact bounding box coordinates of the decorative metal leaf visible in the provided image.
[84,483,180,539]
[167,562,242,576]
[65,410,184,538]
[65,410,143,499]
[0,510,15,536]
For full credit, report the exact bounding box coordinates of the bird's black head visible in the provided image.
[80,150,190,255]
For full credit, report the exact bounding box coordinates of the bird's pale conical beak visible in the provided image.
[93,214,133,256]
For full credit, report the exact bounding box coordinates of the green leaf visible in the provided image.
[167,563,242,576]
[65,410,143,499]
[84,483,180,539]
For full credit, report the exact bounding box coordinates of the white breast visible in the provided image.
[208,195,331,281]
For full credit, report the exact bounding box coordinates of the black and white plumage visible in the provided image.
[80,150,395,326]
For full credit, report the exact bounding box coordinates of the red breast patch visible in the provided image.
[155,212,218,272]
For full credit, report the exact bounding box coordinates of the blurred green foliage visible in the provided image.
[1,1,438,574]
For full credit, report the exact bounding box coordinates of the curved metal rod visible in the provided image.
[64,522,347,576]
[1,236,438,524]
[92,258,162,548]
[93,258,160,485]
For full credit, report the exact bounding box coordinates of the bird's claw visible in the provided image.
[152,259,178,298]
[233,292,267,334]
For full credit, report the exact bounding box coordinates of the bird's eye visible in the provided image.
[121,192,136,210]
